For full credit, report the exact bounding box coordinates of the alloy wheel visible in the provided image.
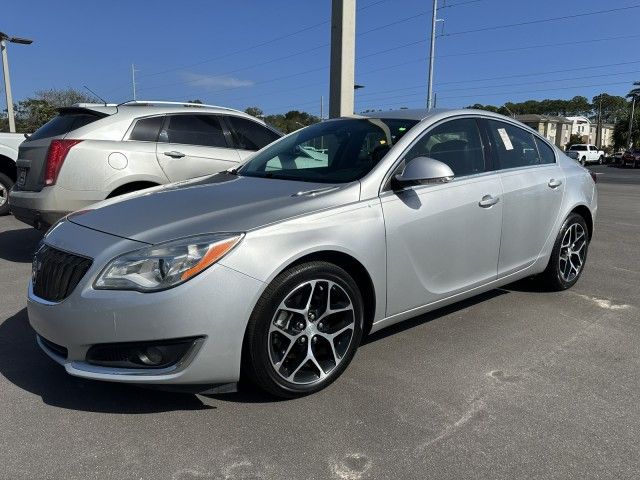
[268,279,355,385]
[559,223,587,282]
[0,182,7,208]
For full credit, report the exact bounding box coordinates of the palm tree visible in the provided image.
[627,81,640,148]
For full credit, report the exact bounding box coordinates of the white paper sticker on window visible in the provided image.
[497,128,514,151]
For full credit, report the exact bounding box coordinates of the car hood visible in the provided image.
[69,173,361,244]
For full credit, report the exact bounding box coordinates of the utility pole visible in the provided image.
[131,63,137,100]
[427,0,438,110]
[0,32,33,133]
[329,0,356,118]
[320,95,324,120]
[629,96,636,149]
[596,95,602,149]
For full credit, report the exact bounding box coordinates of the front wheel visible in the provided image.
[243,262,364,398]
[538,213,589,291]
[598,155,604,165]
[0,172,14,216]
[580,156,586,166]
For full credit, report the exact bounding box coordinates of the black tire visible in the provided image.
[538,213,589,291]
[243,261,364,398]
[598,155,604,165]
[580,156,586,166]
[0,172,14,216]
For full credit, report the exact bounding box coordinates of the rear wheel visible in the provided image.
[598,155,604,165]
[539,213,589,291]
[580,156,586,166]
[0,172,14,216]
[243,262,364,398]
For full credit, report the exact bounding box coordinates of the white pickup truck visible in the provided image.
[565,144,605,165]
[0,132,26,215]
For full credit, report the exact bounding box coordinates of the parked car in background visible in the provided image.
[9,101,282,230]
[0,132,27,216]
[565,144,605,165]
[621,148,640,168]
[27,108,597,398]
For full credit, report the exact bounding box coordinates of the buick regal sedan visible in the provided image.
[28,109,597,398]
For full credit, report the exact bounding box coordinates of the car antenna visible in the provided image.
[83,85,108,106]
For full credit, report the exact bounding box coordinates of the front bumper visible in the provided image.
[27,222,265,387]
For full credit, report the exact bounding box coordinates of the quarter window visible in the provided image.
[226,116,280,151]
[161,115,228,148]
[487,120,540,169]
[404,118,486,177]
[129,116,164,142]
[534,137,556,164]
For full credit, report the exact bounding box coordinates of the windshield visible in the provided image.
[238,118,418,183]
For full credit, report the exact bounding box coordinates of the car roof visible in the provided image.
[65,101,269,125]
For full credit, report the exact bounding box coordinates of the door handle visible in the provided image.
[478,195,499,208]
[164,150,185,158]
[548,179,563,188]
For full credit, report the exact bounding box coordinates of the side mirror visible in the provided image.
[394,156,454,186]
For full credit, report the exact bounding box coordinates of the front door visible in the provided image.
[382,117,503,316]
[156,114,240,182]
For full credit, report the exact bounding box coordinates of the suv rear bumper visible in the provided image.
[9,186,103,230]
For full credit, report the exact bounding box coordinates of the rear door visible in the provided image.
[223,115,281,162]
[156,114,241,182]
[483,119,565,277]
[15,109,106,192]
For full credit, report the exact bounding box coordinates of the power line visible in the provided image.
[440,4,640,37]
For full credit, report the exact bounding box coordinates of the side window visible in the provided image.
[487,120,540,169]
[161,115,228,148]
[129,116,164,142]
[404,118,486,177]
[534,137,556,164]
[226,116,280,151]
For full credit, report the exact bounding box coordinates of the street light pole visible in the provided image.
[427,0,438,110]
[0,32,33,133]
[629,96,636,149]
[0,39,15,132]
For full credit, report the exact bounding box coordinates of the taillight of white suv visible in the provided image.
[44,139,83,186]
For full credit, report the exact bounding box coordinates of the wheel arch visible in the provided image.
[107,180,161,198]
[570,204,593,240]
[268,250,377,337]
[0,154,17,181]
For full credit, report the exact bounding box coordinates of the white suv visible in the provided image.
[9,101,281,229]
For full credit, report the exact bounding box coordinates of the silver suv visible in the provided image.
[9,101,281,229]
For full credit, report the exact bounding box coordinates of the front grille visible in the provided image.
[39,335,68,359]
[32,244,92,302]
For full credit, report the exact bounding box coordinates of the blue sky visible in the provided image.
[3,0,640,116]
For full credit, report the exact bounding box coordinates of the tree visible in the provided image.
[264,110,320,133]
[244,106,264,118]
[187,99,203,104]
[1,88,95,133]
[592,93,628,124]
[566,134,583,149]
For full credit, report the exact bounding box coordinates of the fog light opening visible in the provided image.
[137,346,164,366]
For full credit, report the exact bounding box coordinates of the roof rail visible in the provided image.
[118,100,243,113]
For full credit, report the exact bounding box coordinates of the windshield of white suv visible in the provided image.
[238,118,418,183]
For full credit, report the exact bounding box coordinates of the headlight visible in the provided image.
[94,233,244,292]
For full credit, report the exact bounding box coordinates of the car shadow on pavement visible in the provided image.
[0,308,215,413]
[0,227,43,263]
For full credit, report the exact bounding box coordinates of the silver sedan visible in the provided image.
[27,109,597,398]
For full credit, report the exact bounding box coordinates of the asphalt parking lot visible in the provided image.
[0,165,638,480]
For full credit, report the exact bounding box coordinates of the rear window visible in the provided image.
[129,116,164,142]
[28,112,104,141]
[570,145,587,151]
[225,115,281,151]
